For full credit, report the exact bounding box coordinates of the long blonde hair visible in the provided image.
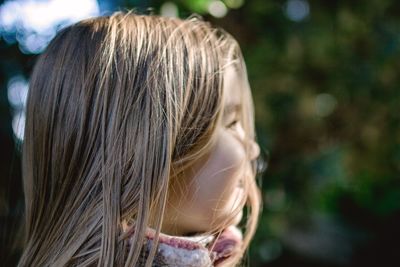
[18,11,261,266]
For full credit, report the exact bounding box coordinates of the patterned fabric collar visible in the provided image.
[131,226,243,267]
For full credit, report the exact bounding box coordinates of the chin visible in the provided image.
[214,208,244,230]
[229,187,245,225]
[233,209,244,225]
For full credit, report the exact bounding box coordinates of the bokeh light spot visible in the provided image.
[285,0,310,22]
[160,2,178,18]
[208,0,228,18]
[7,75,28,109]
[314,93,337,118]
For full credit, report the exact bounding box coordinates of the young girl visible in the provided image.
[18,11,262,267]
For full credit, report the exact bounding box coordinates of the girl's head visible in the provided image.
[19,11,261,266]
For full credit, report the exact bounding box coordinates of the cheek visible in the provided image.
[188,131,247,218]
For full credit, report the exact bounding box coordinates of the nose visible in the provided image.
[248,140,260,161]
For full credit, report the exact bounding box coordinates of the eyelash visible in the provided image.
[227,119,239,129]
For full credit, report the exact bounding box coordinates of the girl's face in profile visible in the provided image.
[163,66,260,235]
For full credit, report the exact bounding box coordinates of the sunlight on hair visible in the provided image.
[16,12,261,266]
[0,0,99,53]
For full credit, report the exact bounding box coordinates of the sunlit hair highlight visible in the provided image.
[18,11,261,267]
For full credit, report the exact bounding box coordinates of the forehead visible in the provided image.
[223,66,242,110]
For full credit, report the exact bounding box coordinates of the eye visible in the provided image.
[226,119,239,129]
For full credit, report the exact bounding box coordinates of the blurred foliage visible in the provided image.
[1,0,400,266]
[221,1,400,266]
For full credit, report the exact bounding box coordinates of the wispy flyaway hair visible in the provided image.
[18,11,261,266]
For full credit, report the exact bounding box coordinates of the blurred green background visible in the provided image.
[1,0,399,266]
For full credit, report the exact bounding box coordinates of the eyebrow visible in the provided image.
[224,103,242,115]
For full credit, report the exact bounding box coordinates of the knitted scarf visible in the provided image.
[134,225,243,267]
